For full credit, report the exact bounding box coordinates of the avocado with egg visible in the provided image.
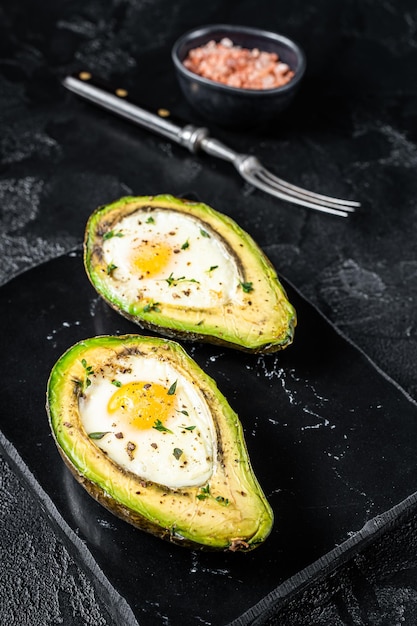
[84,194,296,353]
[47,334,274,551]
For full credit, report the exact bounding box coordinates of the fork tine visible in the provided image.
[236,155,359,217]
[257,167,359,211]
[242,168,352,217]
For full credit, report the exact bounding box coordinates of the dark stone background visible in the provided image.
[1,0,417,624]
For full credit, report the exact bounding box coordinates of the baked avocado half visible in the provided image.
[84,194,296,353]
[46,334,274,551]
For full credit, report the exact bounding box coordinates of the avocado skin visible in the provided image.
[46,334,274,551]
[83,194,296,353]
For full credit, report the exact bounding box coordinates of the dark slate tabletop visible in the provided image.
[1,0,417,624]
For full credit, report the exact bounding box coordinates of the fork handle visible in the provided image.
[63,73,239,164]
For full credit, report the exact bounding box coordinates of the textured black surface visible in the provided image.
[1,249,417,625]
[1,0,417,624]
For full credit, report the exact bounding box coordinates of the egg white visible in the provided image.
[78,355,217,488]
[102,209,244,308]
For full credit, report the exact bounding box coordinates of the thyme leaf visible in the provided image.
[143,301,161,313]
[81,359,93,375]
[153,419,173,434]
[165,272,185,286]
[103,230,124,240]
[81,359,93,388]
[167,380,178,395]
[165,272,200,286]
[215,496,230,506]
[196,484,229,505]
[88,431,110,440]
[106,262,117,275]
[239,281,254,293]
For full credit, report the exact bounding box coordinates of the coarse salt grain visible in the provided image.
[183,38,295,90]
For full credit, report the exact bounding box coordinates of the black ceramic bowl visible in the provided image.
[172,24,306,127]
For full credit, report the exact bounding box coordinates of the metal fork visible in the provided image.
[63,74,359,218]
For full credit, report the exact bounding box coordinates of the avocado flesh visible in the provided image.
[46,334,274,551]
[84,194,296,353]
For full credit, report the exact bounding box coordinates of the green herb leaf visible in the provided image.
[208,265,218,272]
[106,262,117,275]
[153,419,173,434]
[167,380,177,395]
[165,272,200,286]
[146,216,155,224]
[239,281,254,293]
[176,409,189,417]
[196,483,228,505]
[181,239,190,250]
[112,380,122,387]
[103,230,124,240]
[200,229,210,238]
[173,448,183,460]
[143,301,161,313]
[196,484,210,501]
[165,272,185,286]
[88,431,110,440]
[81,359,93,388]
[215,496,230,506]
[182,424,196,431]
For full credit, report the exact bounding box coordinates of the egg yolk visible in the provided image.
[107,381,175,430]
[130,240,172,277]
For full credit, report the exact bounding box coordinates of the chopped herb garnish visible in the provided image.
[181,424,196,431]
[166,272,185,286]
[197,484,211,500]
[153,419,173,434]
[239,281,254,293]
[143,301,161,313]
[81,359,94,388]
[146,216,155,224]
[165,272,200,286]
[196,483,229,505]
[111,379,122,387]
[167,380,177,395]
[106,262,117,275]
[200,229,210,238]
[176,409,189,417]
[103,230,124,240]
[81,358,92,373]
[173,448,183,460]
[88,431,110,440]
[208,265,218,272]
[181,239,190,250]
